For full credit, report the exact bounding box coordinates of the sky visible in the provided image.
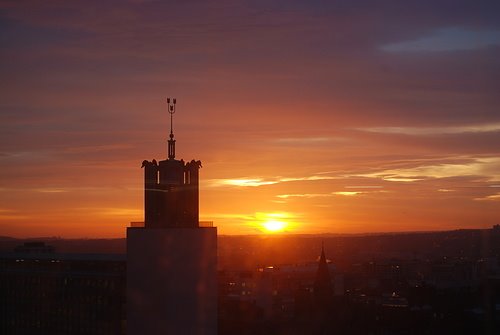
[1,0,500,237]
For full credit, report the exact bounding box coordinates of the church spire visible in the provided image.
[314,243,333,306]
[167,97,176,160]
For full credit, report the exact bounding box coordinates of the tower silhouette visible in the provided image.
[127,99,217,335]
[314,244,333,307]
[142,98,201,228]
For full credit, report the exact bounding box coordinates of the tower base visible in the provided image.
[127,227,217,335]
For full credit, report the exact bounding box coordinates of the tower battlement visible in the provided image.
[141,98,202,228]
[141,158,201,228]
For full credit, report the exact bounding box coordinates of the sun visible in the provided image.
[255,212,294,233]
[263,220,286,233]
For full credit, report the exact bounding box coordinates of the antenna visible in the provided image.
[167,97,176,137]
[167,97,177,160]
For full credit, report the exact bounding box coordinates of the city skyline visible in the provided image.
[1,1,500,237]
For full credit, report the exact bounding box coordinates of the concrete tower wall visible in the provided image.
[127,227,217,335]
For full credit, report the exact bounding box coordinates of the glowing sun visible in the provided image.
[263,220,286,233]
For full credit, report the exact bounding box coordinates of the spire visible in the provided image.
[317,243,329,279]
[314,243,333,306]
[167,97,176,160]
[320,241,326,261]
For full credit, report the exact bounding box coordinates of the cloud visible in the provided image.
[381,27,500,52]
[357,123,500,136]
[35,188,69,193]
[208,178,278,187]
[276,189,385,199]
[276,193,333,199]
[345,185,384,189]
[474,193,500,201]
[0,208,30,220]
[280,176,337,182]
[333,191,362,196]
[357,157,500,182]
[207,174,337,188]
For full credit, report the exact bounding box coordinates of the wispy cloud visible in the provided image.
[357,157,500,182]
[357,123,500,136]
[277,193,333,199]
[35,188,69,193]
[280,176,337,182]
[276,190,384,199]
[437,189,455,192]
[345,185,384,189]
[208,178,279,187]
[474,193,500,201]
[333,191,362,196]
[207,174,336,188]
[381,27,500,52]
[0,209,30,220]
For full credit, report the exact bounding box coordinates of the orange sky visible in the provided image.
[1,1,500,237]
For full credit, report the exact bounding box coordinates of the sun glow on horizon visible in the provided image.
[255,212,294,233]
[263,219,286,232]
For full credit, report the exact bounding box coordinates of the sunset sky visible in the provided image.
[1,0,500,237]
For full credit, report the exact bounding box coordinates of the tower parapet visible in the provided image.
[141,98,202,228]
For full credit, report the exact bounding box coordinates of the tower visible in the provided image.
[142,98,201,228]
[313,244,333,307]
[127,99,217,335]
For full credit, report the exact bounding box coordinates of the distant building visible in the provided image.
[14,241,54,254]
[0,245,126,335]
[313,245,333,306]
[127,99,217,335]
[217,247,341,321]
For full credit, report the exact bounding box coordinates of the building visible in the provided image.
[313,245,333,307]
[0,242,126,335]
[127,98,217,335]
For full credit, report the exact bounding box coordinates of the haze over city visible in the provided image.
[1,0,500,237]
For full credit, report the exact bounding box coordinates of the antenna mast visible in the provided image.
[167,97,176,160]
